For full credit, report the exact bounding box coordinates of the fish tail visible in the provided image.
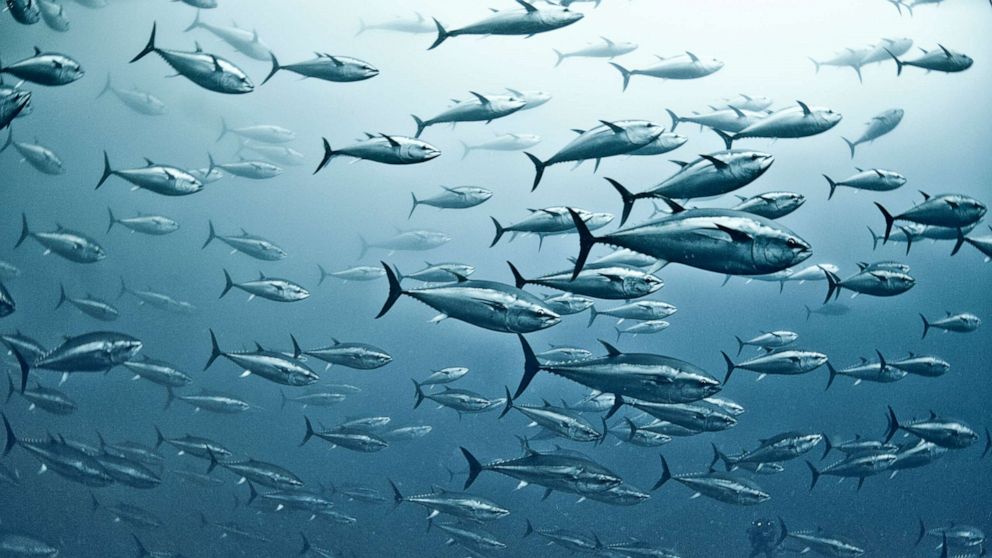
[805,460,820,492]
[313,137,334,174]
[609,62,632,91]
[9,346,29,394]
[459,140,472,160]
[130,22,158,63]
[89,492,100,512]
[489,217,506,247]
[567,208,597,280]
[804,304,812,322]
[220,269,234,299]
[55,282,66,310]
[316,264,331,286]
[498,386,513,419]
[411,114,426,138]
[153,426,166,449]
[4,372,13,404]
[883,406,900,443]
[734,335,745,356]
[825,361,837,391]
[883,48,904,75]
[355,18,367,37]
[1,413,16,456]
[215,117,229,142]
[412,379,425,409]
[408,192,418,219]
[823,174,838,200]
[604,177,639,226]
[261,51,281,85]
[506,261,528,289]
[132,535,151,558]
[712,128,734,150]
[388,479,404,507]
[524,151,546,191]
[357,235,368,259]
[523,519,534,538]
[552,49,565,68]
[164,387,174,411]
[428,18,449,51]
[96,150,113,189]
[375,262,405,319]
[459,447,482,489]
[106,207,117,233]
[914,519,926,547]
[301,416,315,446]
[651,454,672,491]
[842,137,856,158]
[117,276,129,300]
[720,351,735,384]
[183,8,201,32]
[246,481,258,505]
[711,443,732,471]
[615,326,623,342]
[202,220,216,249]
[586,305,598,327]
[951,228,967,256]
[874,202,894,243]
[866,226,879,251]
[96,74,112,99]
[14,213,29,248]
[665,108,681,132]
[514,334,541,399]
[919,313,930,339]
[204,329,223,370]
[808,57,821,73]
[821,434,834,459]
[982,428,991,459]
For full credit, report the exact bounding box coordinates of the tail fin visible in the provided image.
[609,62,632,91]
[316,264,331,286]
[2,413,16,456]
[106,207,117,233]
[117,277,129,299]
[90,492,101,512]
[428,18,449,50]
[651,455,672,491]
[355,18,367,36]
[375,262,405,319]
[842,137,856,158]
[951,228,967,256]
[506,261,528,289]
[586,306,598,327]
[388,479,404,507]
[411,115,427,138]
[808,57,821,73]
[665,108,681,132]
[822,268,840,304]
[711,443,732,471]
[720,351,736,384]
[10,346,29,394]
[804,304,813,321]
[97,74,113,99]
[95,150,113,189]
[874,203,895,243]
[412,379,425,409]
[498,386,513,419]
[883,406,899,443]
[624,417,638,442]
[246,481,258,505]
[261,51,281,85]
[805,460,820,492]
[983,428,991,459]
[459,140,472,160]
[604,177,639,226]
[215,117,229,142]
[132,535,150,558]
[279,389,288,411]
[301,416,316,446]
[867,226,879,251]
[614,326,623,342]
[314,138,334,174]
[290,334,302,359]
[460,447,483,489]
[823,174,838,200]
[204,329,223,370]
[919,314,930,339]
[407,193,419,219]
[524,152,546,191]
[164,387,174,411]
[489,217,506,247]
[153,426,165,449]
[357,235,369,259]
[202,220,216,249]
[183,9,201,32]
[14,213,29,248]
[821,434,834,460]
[884,48,904,76]
[4,373,13,404]
[130,23,158,63]
[734,336,745,356]
[552,49,565,68]
[206,449,219,473]
[55,283,67,309]
[219,269,235,298]
[712,128,734,150]
[914,519,926,547]
[825,362,837,390]
[567,208,597,280]
[523,519,534,538]
[514,335,542,399]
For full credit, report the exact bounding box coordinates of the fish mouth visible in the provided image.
[424,150,441,160]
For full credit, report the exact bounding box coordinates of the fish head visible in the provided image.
[584,212,614,230]
[712,413,737,429]
[357,62,380,79]
[61,59,85,82]
[497,96,528,112]
[680,374,722,400]
[754,226,812,270]
[625,121,666,145]
[511,302,561,332]
[409,140,441,162]
[225,71,255,94]
[815,107,843,128]
[365,350,393,367]
[111,337,144,363]
[803,352,829,369]
[575,470,621,493]
[287,284,310,301]
[795,433,824,452]
[546,6,585,25]
[729,150,775,178]
[626,274,663,297]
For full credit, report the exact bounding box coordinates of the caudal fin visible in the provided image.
[884,48,904,76]
[411,115,427,138]
[651,455,672,491]
[842,137,856,158]
[498,386,513,419]
[202,220,216,249]
[261,51,281,85]
[951,228,967,256]
[823,174,838,200]
[586,306,599,328]
[609,62,632,91]
[883,406,900,443]
[460,447,483,489]
[2,412,17,456]
[14,213,29,249]
[506,261,528,289]
[55,283,67,310]
[720,351,736,384]
[412,379,425,409]
[489,217,506,247]
[215,117,229,142]
[428,18,449,50]
[97,74,113,99]
[407,193,419,219]
[375,262,405,319]
[919,314,930,339]
[95,150,114,189]
[524,152,546,191]
[106,207,118,233]
[513,334,542,399]
[301,416,315,446]
[313,138,334,174]
[183,9,202,32]
[734,336,745,357]
[822,268,841,304]
[316,264,331,286]
[130,23,158,63]
[712,128,734,150]
[874,202,895,243]
[552,49,565,68]
[10,346,29,394]
[665,108,681,132]
[204,329,223,370]
[219,269,235,298]
[459,140,472,160]
[825,362,837,391]
[567,208,597,280]
[805,460,821,492]
[604,177,640,226]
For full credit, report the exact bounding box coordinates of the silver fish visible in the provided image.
[130,23,254,94]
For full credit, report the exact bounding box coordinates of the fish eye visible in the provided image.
[786,238,799,248]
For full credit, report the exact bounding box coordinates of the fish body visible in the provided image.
[220,270,310,303]
[97,76,167,115]
[731,192,805,219]
[654,456,769,505]
[130,23,254,94]
[205,330,319,386]
[429,2,584,49]
[15,215,106,263]
[889,44,973,75]
[413,93,526,137]
[97,153,203,196]
[611,52,724,90]
[184,12,271,60]
[55,286,119,321]
[1,131,64,174]
[460,446,622,496]
[842,108,903,157]
[303,339,392,369]
[511,263,663,300]
[824,168,905,199]
[0,48,83,85]
[107,209,179,235]
[316,134,440,172]
[203,222,286,261]
[264,52,378,84]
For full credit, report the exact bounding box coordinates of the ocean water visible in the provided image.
[0,0,990,556]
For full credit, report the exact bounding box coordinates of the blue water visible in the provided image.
[1,1,990,556]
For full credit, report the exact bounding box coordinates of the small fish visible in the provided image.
[220,270,309,303]
[0,46,83,85]
[263,52,378,85]
[130,23,254,94]
[611,52,724,91]
[842,108,904,157]
[920,312,981,339]
[106,208,179,236]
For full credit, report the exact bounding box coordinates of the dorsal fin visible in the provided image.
[685,51,700,63]
[796,100,812,116]
[380,134,400,148]
[469,91,491,105]
[254,342,264,351]
[33,46,42,56]
[598,340,622,356]
[698,153,728,169]
[599,120,625,134]
[669,160,689,168]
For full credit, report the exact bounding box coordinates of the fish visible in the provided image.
[712,433,823,470]
[460,445,622,497]
[183,11,271,60]
[887,353,950,377]
[515,335,721,407]
[508,262,663,300]
[0,534,57,557]
[916,520,986,551]
[6,0,41,24]
[130,23,254,94]
[202,221,287,261]
[0,281,14,317]
[626,131,688,156]
[523,521,601,552]
[199,513,271,541]
[553,36,638,67]
[106,208,179,235]
[248,484,334,514]
[216,118,294,143]
[861,37,913,65]
[0,260,20,279]
[118,279,196,314]
[206,451,304,489]
[5,374,77,415]
[220,270,309,303]
[588,300,677,326]
[131,536,186,558]
[842,108,904,157]
[429,1,584,50]
[822,266,916,303]
[96,435,163,466]
[359,229,451,257]
[205,330,318,386]
[0,46,83,85]
[428,521,507,552]
[491,206,614,248]
[396,262,476,284]
[413,381,504,416]
[409,186,493,218]
[459,133,541,159]
[10,330,141,391]
[537,345,593,362]
[610,52,724,91]
[606,151,774,223]
[887,44,973,75]
[173,469,224,486]
[356,12,435,35]
[96,152,203,196]
[731,192,806,219]
[884,407,979,449]
[823,168,906,200]
[412,92,526,138]
[733,331,798,355]
[722,349,828,385]
[805,451,898,491]
[300,338,392,370]
[166,388,251,414]
[96,75,167,115]
[920,312,981,338]
[380,425,433,442]
[951,226,992,261]
[717,93,774,112]
[666,106,768,133]
[376,263,561,334]
[713,101,843,149]
[825,352,907,388]
[624,400,737,432]
[809,46,871,82]
[315,134,440,173]
[300,418,389,453]
[2,414,114,486]
[524,119,665,190]
[613,418,672,447]
[236,141,305,166]
[263,51,378,85]
[890,439,947,473]
[653,455,770,505]
[0,130,64,174]
[0,81,32,129]
[779,520,865,557]
[206,153,282,180]
[279,389,345,409]
[153,427,231,460]
[389,480,510,521]
[92,453,162,489]
[419,366,469,386]
[615,320,670,339]
[0,331,46,362]
[542,293,595,315]
[499,388,605,443]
